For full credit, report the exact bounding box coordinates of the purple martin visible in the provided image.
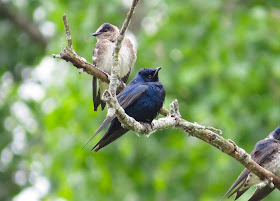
[91,23,137,111]
[223,126,280,201]
[84,67,165,152]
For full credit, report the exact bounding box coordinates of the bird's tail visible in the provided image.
[99,81,109,99]
[82,115,115,150]
[221,171,249,201]
[92,77,106,111]
[93,127,128,152]
[248,185,275,201]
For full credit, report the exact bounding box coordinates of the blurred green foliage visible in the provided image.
[1,0,280,201]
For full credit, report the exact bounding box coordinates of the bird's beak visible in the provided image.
[92,32,101,37]
[153,67,162,77]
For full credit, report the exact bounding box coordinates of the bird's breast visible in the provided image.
[125,84,165,123]
[119,45,135,77]
[93,42,114,74]
[93,40,135,78]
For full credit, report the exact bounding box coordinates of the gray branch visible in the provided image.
[105,94,280,190]
[109,0,139,97]
[52,0,280,191]
[106,0,140,122]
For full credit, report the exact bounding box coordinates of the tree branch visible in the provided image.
[109,0,140,96]
[52,14,126,94]
[105,0,140,117]
[52,0,280,191]
[104,94,280,190]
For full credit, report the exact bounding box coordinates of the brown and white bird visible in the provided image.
[91,23,137,111]
[223,127,280,201]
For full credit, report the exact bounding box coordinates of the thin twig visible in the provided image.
[52,14,110,84]
[52,14,138,98]
[109,0,140,96]
[63,14,72,49]
[105,0,141,129]
[119,0,139,37]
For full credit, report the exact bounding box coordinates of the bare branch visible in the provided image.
[62,14,72,49]
[109,0,140,96]
[105,94,280,190]
[52,14,127,93]
[119,0,140,37]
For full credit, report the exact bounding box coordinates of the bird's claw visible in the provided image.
[78,68,84,74]
[268,177,274,188]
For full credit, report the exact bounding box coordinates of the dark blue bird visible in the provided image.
[223,126,280,201]
[84,67,165,152]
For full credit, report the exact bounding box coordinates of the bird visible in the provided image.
[91,23,137,111]
[223,126,280,201]
[84,67,165,152]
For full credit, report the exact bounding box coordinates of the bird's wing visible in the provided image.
[92,43,99,100]
[251,139,279,164]
[223,168,250,200]
[82,116,115,149]
[92,76,97,103]
[92,76,105,111]
[84,84,148,149]
[223,139,279,200]
[92,82,106,111]
[117,83,148,109]
[92,42,104,66]
[92,126,128,152]
[121,72,130,84]
[121,38,137,84]
[248,185,275,201]
[92,41,109,111]
[91,84,148,152]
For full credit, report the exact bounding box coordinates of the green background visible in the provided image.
[1,0,280,200]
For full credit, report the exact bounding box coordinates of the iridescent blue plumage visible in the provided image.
[84,67,165,152]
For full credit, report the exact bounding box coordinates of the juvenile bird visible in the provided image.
[223,127,280,201]
[91,23,137,111]
[84,67,165,152]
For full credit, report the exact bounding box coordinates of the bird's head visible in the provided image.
[271,126,280,141]
[137,67,162,82]
[92,23,119,41]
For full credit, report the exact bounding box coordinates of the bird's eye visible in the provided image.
[148,75,152,79]
[101,28,109,32]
